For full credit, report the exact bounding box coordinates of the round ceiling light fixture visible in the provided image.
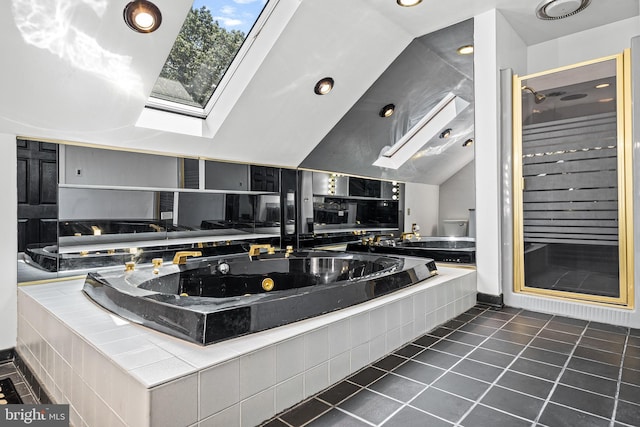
[457,45,474,55]
[396,0,422,7]
[379,104,395,118]
[535,0,591,20]
[124,0,162,33]
[314,77,334,95]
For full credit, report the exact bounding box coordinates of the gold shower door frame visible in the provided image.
[512,51,634,308]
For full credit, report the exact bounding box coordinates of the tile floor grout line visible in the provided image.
[609,330,630,427]
[264,307,639,426]
[454,311,556,427]
[308,405,377,427]
[372,305,495,426]
[379,306,523,427]
[283,305,493,427]
[532,319,591,425]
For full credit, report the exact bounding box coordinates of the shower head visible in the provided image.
[522,86,547,104]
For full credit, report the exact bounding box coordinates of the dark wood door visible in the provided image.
[251,165,280,192]
[17,139,58,252]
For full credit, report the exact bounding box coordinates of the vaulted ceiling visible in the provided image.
[0,0,637,184]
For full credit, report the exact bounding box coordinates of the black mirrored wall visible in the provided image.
[17,141,403,281]
[298,171,402,248]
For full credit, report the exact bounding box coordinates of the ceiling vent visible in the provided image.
[536,0,591,20]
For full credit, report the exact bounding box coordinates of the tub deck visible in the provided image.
[17,265,476,427]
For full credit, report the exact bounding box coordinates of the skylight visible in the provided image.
[148,0,268,116]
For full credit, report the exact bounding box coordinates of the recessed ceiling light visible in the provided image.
[457,45,474,55]
[462,139,473,147]
[314,77,334,95]
[598,98,614,103]
[396,0,422,7]
[379,104,395,118]
[595,83,610,89]
[124,0,162,33]
[440,128,452,139]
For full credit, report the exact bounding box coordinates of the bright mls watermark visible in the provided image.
[1,405,69,426]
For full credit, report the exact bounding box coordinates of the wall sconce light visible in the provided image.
[328,174,337,195]
[314,77,334,95]
[391,181,400,201]
[124,0,162,33]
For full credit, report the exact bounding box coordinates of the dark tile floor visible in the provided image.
[263,305,640,427]
[0,361,38,405]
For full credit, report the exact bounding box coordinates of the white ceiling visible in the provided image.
[0,0,637,180]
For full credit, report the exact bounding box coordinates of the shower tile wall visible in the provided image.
[16,267,476,427]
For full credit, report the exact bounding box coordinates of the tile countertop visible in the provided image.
[18,265,475,389]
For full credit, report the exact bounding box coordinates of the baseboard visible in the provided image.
[14,351,52,404]
[477,292,504,308]
[0,348,15,363]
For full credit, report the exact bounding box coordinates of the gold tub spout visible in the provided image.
[248,244,275,257]
[374,234,394,244]
[172,251,202,265]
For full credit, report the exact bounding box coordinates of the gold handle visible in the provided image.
[152,258,163,268]
[248,244,274,257]
[125,261,135,272]
[172,251,202,265]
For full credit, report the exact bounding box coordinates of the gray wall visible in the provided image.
[176,193,226,229]
[63,145,179,188]
[439,160,475,235]
[404,182,439,236]
[58,188,156,220]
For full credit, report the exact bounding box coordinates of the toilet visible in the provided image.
[443,219,468,237]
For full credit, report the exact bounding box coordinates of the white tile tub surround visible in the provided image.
[16,266,476,427]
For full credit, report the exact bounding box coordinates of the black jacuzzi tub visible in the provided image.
[83,250,437,345]
[347,237,476,264]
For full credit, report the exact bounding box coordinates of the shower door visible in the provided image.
[512,52,633,307]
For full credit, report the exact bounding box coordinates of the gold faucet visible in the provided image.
[400,232,415,240]
[248,244,275,257]
[172,251,202,265]
[374,234,394,244]
[149,224,164,232]
[285,246,294,258]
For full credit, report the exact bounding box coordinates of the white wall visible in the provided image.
[527,16,640,74]
[0,134,17,350]
[495,10,527,304]
[438,161,475,235]
[403,182,438,236]
[473,10,502,297]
